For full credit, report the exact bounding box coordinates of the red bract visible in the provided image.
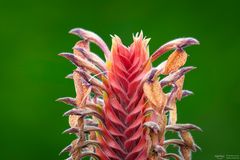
[57,28,201,160]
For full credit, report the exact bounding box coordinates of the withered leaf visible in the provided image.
[168,101,177,125]
[164,48,188,74]
[73,71,91,107]
[179,130,196,151]
[71,139,81,159]
[176,75,185,101]
[69,115,79,128]
[143,79,166,113]
[179,145,191,160]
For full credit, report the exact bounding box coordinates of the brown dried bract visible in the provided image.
[163,48,188,74]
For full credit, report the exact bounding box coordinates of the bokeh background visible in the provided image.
[0,0,239,159]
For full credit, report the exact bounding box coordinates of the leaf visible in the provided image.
[168,101,177,125]
[143,79,166,113]
[179,130,196,151]
[71,139,81,159]
[69,115,79,128]
[163,48,188,74]
[73,71,91,107]
[176,75,185,100]
[179,145,191,160]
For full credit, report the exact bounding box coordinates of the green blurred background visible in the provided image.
[0,0,239,159]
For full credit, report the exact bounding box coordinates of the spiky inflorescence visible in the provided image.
[57,28,202,160]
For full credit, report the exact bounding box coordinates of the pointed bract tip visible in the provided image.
[184,37,200,46]
[56,97,72,102]
[182,90,194,98]
[56,97,77,108]
[65,73,73,79]
[172,37,200,48]
[166,124,202,132]
[139,30,143,38]
[58,52,71,57]
[65,157,73,160]
[63,109,82,116]
[55,97,62,102]
[58,53,75,62]
[196,144,202,151]
[63,110,73,116]
[69,28,84,36]
[180,66,197,74]
[62,128,79,134]
[59,145,72,155]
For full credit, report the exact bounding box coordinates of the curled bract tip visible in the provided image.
[69,28,85,36]
[69,28,110,59]
[151,37,200,62]
[179,37,200,47]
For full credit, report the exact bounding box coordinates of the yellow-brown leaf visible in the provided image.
[143,79,166,113]
[180,145,191,160]
[180,130,195,150]
[73,71,91,107]
[168,101,177,125]
[69,115,79,128]
[176,75,185,100]
[164,48,188,74]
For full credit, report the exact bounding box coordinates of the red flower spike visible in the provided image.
[57,28,201,160]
